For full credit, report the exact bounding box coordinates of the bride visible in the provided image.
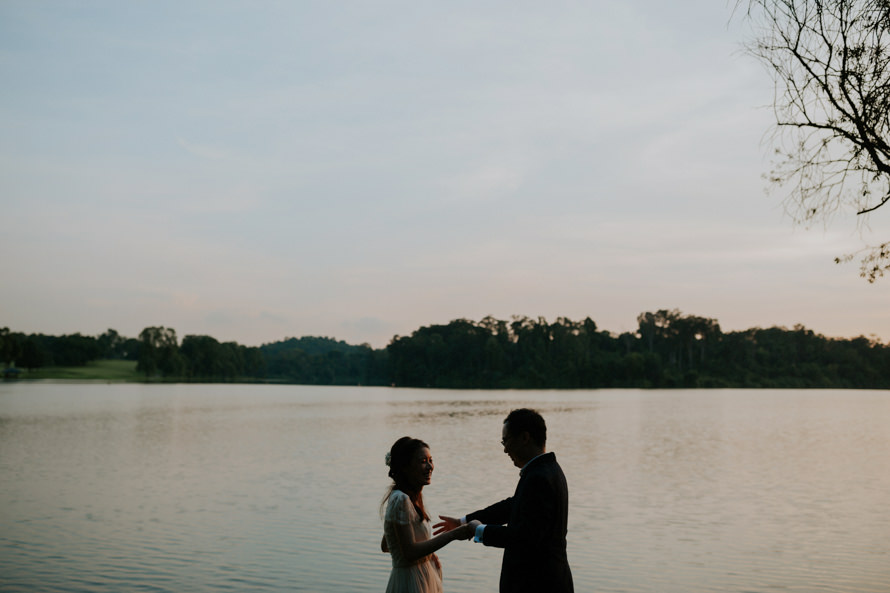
[381,437,479,593]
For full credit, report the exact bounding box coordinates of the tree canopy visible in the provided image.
[2,313,889,388]
[742,0,890,280]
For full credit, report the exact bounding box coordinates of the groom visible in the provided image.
[434,408,573,593]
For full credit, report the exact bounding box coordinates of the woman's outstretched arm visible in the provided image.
[388,519,479,562]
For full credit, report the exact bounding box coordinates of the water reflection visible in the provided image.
[1,384,888,592]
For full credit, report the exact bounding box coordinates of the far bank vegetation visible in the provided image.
[2,311,888,389]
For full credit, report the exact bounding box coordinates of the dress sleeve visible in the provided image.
[384,490,413,526]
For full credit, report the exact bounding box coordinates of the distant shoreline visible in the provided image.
[5,315,890,389]
[4,359,889,391]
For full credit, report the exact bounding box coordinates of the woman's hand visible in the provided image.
[433,515,461,536]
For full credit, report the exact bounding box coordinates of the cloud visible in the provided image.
[176,137,230,160]
[440,163,527,204]
[2,0,889,349]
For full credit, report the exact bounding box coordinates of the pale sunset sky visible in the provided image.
[2,1,888,348]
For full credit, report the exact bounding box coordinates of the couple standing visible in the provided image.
[380,408,573,593]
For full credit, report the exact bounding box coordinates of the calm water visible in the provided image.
[1,384,888,593]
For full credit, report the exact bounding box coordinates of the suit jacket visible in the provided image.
[467,452,573,593]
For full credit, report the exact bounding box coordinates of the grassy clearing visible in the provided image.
[10,361,273,383]
[20,359,143,382]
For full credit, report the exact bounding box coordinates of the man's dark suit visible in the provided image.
[466,452,573,593]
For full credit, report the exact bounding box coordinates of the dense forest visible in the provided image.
[2,310,889,389]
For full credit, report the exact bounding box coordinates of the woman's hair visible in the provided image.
[381,436,430,521]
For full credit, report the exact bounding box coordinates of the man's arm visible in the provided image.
[466,497,513,526]
[475,475,555,549]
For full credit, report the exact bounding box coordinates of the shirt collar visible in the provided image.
[520,452,547,476]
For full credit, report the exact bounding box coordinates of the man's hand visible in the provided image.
[433,515,461,536]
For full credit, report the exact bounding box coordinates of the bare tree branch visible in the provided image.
[741,0,890,280]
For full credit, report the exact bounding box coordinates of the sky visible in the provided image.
[2,0,888,349]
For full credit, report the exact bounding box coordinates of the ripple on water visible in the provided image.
[1,385,889,593]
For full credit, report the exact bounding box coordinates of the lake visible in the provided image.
[0,383,888,592]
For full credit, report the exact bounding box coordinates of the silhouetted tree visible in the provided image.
[0,327,22,367]
[137,327,183,378]
[18,336,49,371]
[742,0,890,280]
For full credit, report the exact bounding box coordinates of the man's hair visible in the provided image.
[504,408,546,448]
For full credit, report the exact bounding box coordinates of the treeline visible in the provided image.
[387,313,890,389]
[0,326,387,385]
[0,328,141,369]
[3,310,890,388]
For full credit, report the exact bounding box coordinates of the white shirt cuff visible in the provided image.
[473,524,485,543]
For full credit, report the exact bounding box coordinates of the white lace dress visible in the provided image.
[383,490,443,593]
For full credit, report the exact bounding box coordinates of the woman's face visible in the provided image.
[405,446,434,490]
